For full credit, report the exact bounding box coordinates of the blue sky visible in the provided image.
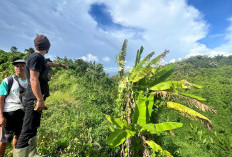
[0,0,232,75]
[188,0,232,48]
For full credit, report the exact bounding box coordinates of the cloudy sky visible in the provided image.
[0,0,232,75]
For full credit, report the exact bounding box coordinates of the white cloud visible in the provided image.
[187,17,232,57]
[170,58,183,63]
[103,0,208,53]
[104,67,118,73]
[104,65,131,76]
[0,0,232,75]
[214,17,232,52]
[188,43,231,57]
[102,56,110,62]
[80,53,98,62]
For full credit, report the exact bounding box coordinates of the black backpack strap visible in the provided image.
[14,75,26,102]
[14,76,24,90]
[6,76,14,96]
[13,76,26,102]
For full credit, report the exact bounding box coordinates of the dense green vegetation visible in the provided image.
[106,41,215,157]
[0,48,232,156]
[161,56,232,157]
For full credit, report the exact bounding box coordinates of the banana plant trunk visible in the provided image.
[126,93,132,157]
[141,135,150,157]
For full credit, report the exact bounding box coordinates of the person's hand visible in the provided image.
[0,115,6,127]
[34,99,45,111]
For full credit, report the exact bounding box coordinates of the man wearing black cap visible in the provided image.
[14,35,66,157]
[0,59,27,157]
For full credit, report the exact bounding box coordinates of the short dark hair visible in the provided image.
[34,34,51,51]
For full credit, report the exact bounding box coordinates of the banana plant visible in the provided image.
[106,40,216,156]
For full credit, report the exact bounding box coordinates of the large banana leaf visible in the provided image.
[129,52,155,82]
[192,84,202,89]
[134,46,144,67]
[160,91,216,113]
[106,129,136,148]
[132,92,147,126]
[146,140,173,157]
[147,64,174,86]
[132,51,155,72]
[155,122,183,132]
[154,64,174,79]
[129,51,155,76]
[141,122,182,134]
[167,102,213,129]
[147,92,154,119]
[150,80,190,91]
[176,93,216,113]
[132,92,154,126]
[129,51,169,83]
[140,123,157,134]
[130,65,153,83]
[105,115,128,129]
[179,92,206,102]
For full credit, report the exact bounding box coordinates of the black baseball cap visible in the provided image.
[13,59,26,65]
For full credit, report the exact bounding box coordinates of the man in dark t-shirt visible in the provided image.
[14,35,66,157]
[25,52,50,100]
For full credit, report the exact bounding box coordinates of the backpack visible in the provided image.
[6,76,13,96]
[6,75,26,102]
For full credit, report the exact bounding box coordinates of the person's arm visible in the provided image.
[30,70,45,111]
[0,96,6,127]
[46,62,67,68]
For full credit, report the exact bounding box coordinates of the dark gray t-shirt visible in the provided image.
[25,52,49,100]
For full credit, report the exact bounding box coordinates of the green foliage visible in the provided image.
[1,48,232,156]
[36,62,119,156]
[1,50,119,156]
[24,47,35,58]
[146,140,172,157]
[0,50,26,79]
[106,41,215,157]
[157,55,232,156]
[134,46,144,67]
[10,46,18,53]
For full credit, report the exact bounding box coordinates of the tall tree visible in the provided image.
[24,47,35,55]
[11,46,18,53]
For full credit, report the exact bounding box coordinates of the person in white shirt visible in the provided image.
[0,59,27,157]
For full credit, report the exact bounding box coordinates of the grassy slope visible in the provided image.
[157,57,232,157]
[37,69,119,156]
[1,51,231,156]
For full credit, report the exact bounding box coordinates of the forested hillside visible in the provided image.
[0,49,231,156]
[158,55,232,157]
